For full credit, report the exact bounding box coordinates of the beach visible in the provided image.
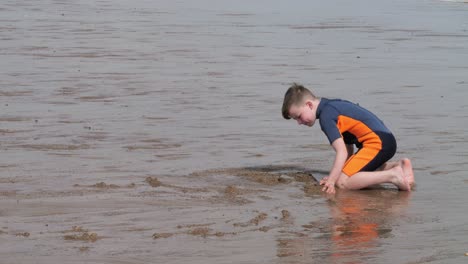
[1,0,468,263]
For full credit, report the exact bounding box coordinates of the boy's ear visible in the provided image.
[305,100,313,109]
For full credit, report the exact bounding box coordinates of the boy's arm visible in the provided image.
[321,137,348,194]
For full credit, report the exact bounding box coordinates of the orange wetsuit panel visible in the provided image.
[336,115,382,176]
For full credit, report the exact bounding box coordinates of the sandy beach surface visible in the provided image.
[1,0,468,263]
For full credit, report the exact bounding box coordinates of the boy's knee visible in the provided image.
[336,173,351,189]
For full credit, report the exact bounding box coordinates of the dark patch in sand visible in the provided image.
[404,253,442,264]
[213,231,238,237]
[224,185,241,198]
[78,132,109,141]
[124,142,181,151]
[162,183,211,194]
[140,139,163,143]
[145,176,214,193]
[43,101,77,105]
[215,185,254,205]
[281,210,291,221]
[277,236,309,258]
[17,144,91,151]
[0,129,34,134]
[74,182,122,189]
[194,169,286,185]
[54,87,82,96]
[184,227,239,238]
[208,195,253,206]
[303,182,321,196]
[223,185,265,198]
[234,213,268,227]
[152,233,173,239]
[259,226,272,232]
[0,164,17,169]
[77,95,116,102]
[57,120,85,124]
[64,232,98,242]
[0,90,33,96]
[78,246,90,252]
[0,116,33,122]
[177,223,215,229]
[90,182,120,189]
[64,226,88,233]
[288,172,316,183]
[430,170,458,175]
[154,153,191,160]
[188,227,212,238]
[142,116,170,120]
[15,232,30,237]
[244,153,265,158]
[190,165,317,186]
[290,24,378,30]
[48,153,79,157]
[63,226,99,242]
[302,220,329,233]
[145,177,162,187]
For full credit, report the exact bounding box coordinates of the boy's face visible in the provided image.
[288,100,317,127]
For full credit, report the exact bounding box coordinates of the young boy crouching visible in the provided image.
[282,83,415,194]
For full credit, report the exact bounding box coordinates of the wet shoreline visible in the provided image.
[1,0,468,263]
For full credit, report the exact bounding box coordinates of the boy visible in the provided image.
[282,83,415,194]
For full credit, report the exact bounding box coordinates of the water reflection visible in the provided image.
[277,189,411,264]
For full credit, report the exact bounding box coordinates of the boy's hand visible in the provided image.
[320,178,336,194]
[319,176,329,185]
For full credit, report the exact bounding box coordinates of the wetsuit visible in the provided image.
[316,98,396,176]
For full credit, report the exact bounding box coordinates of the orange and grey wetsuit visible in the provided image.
[316,98,396,176]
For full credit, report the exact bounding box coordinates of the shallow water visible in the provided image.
[1,0,468,263]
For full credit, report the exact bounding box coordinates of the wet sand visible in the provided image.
[1,0,468,263]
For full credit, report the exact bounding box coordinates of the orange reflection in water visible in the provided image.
[276,189,411,264]
[329,189,411,261]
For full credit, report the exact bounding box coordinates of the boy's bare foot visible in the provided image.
[392,166,411,191]
[401,158,415,189]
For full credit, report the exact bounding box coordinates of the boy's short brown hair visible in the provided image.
[282,83,316,119]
